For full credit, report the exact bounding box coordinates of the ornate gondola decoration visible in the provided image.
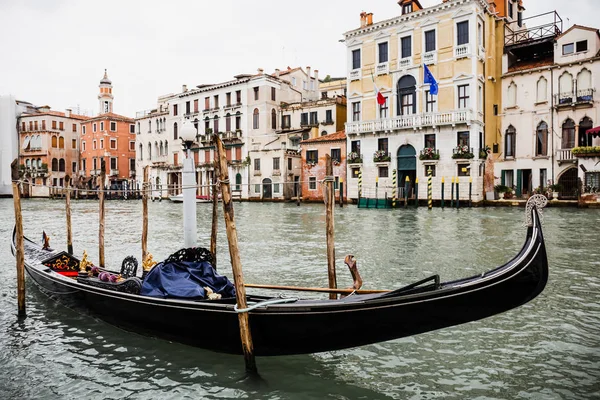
[11,199,548,356]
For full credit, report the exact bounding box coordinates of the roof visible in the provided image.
[507,57,554,73]
[301,130,346,144]
[22,110,90,121]
[276,67,302,76]
[84,112,134,123]
[556,24,600,40]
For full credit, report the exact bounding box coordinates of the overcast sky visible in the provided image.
[0,0,597,118]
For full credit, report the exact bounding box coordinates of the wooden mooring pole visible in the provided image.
[65,175,73,254]
[98,161,106,268]
[214,135,257,375]
[325,155,337,300]
[12,173,26,317]
[142,166,149,262]
[211,159,220,270]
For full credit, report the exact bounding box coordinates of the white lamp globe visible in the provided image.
[179,121,197,144]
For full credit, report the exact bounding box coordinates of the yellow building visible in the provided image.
[343,0,507,202]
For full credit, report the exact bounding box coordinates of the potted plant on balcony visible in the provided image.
[494,184,510,199]
[549,183,563,199]
[452,145,474,159]
[347,151,362,164]
[373,150,391,162]
[572,146,600,157]
[419,147,440,160]
[479,145,491,159]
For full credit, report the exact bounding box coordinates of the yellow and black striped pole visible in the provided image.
[427,167,432,210]
[404,176,410,208]
[392,169,397,208]
[358,168,362,200]
[451,176,455,208]
[441,176,445,209]
[456,177,460,209]
[415,177,419,207]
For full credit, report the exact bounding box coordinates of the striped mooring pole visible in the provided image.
[404,176,410,208]
[456,177,460,209]
[441,176,445,209]
[358,168,362,200]
[427,167,432,210]
[375,176,379,200]
[415,177,419,207]
[392,169,397,208]
[451,176,455,208]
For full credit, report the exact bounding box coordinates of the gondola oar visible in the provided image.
[244,284,389,295]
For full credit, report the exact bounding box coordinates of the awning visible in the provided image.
[586,126,600,137]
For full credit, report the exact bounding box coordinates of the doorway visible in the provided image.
[262,178,272,199]
[558,167,578,198]
[397,145,416,198]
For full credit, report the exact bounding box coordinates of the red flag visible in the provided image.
[372,72,386,105]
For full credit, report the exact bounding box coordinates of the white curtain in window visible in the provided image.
[536,77,547,102]
[577,69,592,90]
[559,72,573,95]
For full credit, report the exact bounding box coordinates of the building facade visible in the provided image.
[499,22,600,198]
[343,0,506,202]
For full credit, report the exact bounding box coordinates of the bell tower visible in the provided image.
[98,69,113,114]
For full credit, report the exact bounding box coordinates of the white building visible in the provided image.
[499,22,600,197]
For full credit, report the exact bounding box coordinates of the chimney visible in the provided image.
[258,68,264,74]
[65,108,71,118]
[360,11,367,28]
[366,13,373,25]
[275,68,280,78]
[314,69,319,82]
[182,84,188,92]
[306,66,311,83]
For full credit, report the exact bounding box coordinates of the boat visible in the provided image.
[10,196,549,356]
[168,194,213,203]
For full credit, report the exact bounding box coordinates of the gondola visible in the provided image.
[10,196,549,357]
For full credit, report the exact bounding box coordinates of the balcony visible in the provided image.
[454,44,471,59]
[572,146,600,158]
[373,151,391,163]
[347,152,363,164]
[376,62,389,75]
[321,119,335,126]
[452,147,474,159]
[423,51,436,65]
[419,148,440,160]
[554,89,594,108]
[556,148,576,164]
[349,68,361,81]
[109,169,119,176]
[345,109,474,135]
[272,169,281,176]
[398,57,412,69]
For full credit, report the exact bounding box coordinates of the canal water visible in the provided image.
[0,198,598,399]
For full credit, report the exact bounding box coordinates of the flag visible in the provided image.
[371,72,386,106]
[423,64,438,95]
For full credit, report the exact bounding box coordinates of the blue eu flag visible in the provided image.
[423,64,438,95]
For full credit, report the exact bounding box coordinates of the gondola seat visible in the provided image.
[120,256,138,278]
[77,275,143,295]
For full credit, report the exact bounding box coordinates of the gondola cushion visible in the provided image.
[140,260,236,300]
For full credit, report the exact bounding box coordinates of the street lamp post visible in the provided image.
[179,120,198,248]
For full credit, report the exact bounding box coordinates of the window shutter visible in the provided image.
[516,170,522,197]
[501,170,506,186]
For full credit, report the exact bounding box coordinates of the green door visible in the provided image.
[397,145,416,197]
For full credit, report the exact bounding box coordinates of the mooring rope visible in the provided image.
[234,297,298,313]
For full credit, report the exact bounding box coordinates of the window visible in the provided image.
[351,140,361,154]
[331,148,341,163]
[100,139,104,149]
[82,141,86,151]
[82,125,86,134]
[93,123,97,132]
[59,137,65,149]
[253,87,259,101]
[214,95,219,108]
[282,115,291,129]
[100,122,104,131]
[52,158,58,171]
[72,123,76,132]
[254,158,260,171]
[536,122,548,156]
[563,43,574,55]
[425,30,436,52]
[378,42,388,63]
[378,138,388,153]
[59,121,64,131]
[110,157,117,171]
[579,117,593,147]
[325,110,333,123]
[70,139,76,149]
[274,183,280,193]
[271,109,277,129]
[214,116,219,133]
[478,22,484,48]
[351,167,360,178]
[398,75,417,115]
[352,102,361,121]
[291,77,296,86]
[236,90,241,104]
[379,166,389,178]
[457,21,469,45]
[402,3,412,14]
[226,93,231,106]
[378,97,389,118]
[173,104,178,116]
[457,163,470,177]
[72,162,77,173]
[507,82,517,107]
[110,138,117,150]
[271,87,276,101]
[306,150,318,164]
[562,119,575,148]
[425,90,436,112]
[173,122,178,140]
[253,108,259,129]
[517,11,523,27]
[309,177,317,190]
[310,111,318,125]
[51,136,57,148]
[401,36,411,58]
[110,121,116,131]
[505,125,516,157]
[254,184,260,194]
[130,124,135,134]
[301,113,308,125]
[352,49,361,69]
[458,84,470,109]
[225,114,231,131]
[424,134,436,149]
[539,169,547,190]
[458,131,470,147]
[193,99,198,113]
[235,112,241,130]
[508,1,513,18]
[576,40,588,53]
[42,120,46,130]
[129,141,135,151]
[204,97,210,110]
[288,158,292,170]
[272,157,280,171]
[585,172,600,191]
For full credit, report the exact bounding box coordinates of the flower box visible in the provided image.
[373,150,391,163]
[452,145,474,159]
[419,148,440,160]
[572,146,600,158]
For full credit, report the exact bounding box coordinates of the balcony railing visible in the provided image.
[345,109,473,135]
[349,68,361,81]
[376,62,389,75]
[556,148,576,164]
[423,51,436,65]
[109,169,119,176]
[454,44,471,59]
[554,88,594,106]
[347,152,362,164]
[398,57,412,69]
[373,152,391,163]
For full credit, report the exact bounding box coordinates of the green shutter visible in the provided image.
[516,169,522,197]
[501,170,506,186]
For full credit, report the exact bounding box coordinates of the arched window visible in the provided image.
[156,119,159,132]
[204,116,210,133]
[235,173,242,191]
[159,141,164,156]
[137,122,140,133]
[253,108,259,129]
[37,158,42,168]
[559,72,573,104]
[579,116,593,147]
[59,136,65,149]
[505,125,516,158]
[225,113,231,132]
[22,135,30,150]
[139,143,143,160]
[214,115,219,133]
[52,136,58,148]
[321,130,328,136]
[25,159,31,169]
[165,141,168,155]
[536,77,547,103]
[577,69,592,102]
[536,121,548,156]
[59,158,65,172]
[561,119,575,149]
[148,142,152,160]
[173,122,178,140]
[154,141,159,158]
[235,111,241,131]
[35,135,41,149]
[271,109,277,129]
[51,158,58,171]
[397,75,416,115]
[149,120,152,132]
[507,81,517,107]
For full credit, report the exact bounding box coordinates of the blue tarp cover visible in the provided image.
[141,260,236,299]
